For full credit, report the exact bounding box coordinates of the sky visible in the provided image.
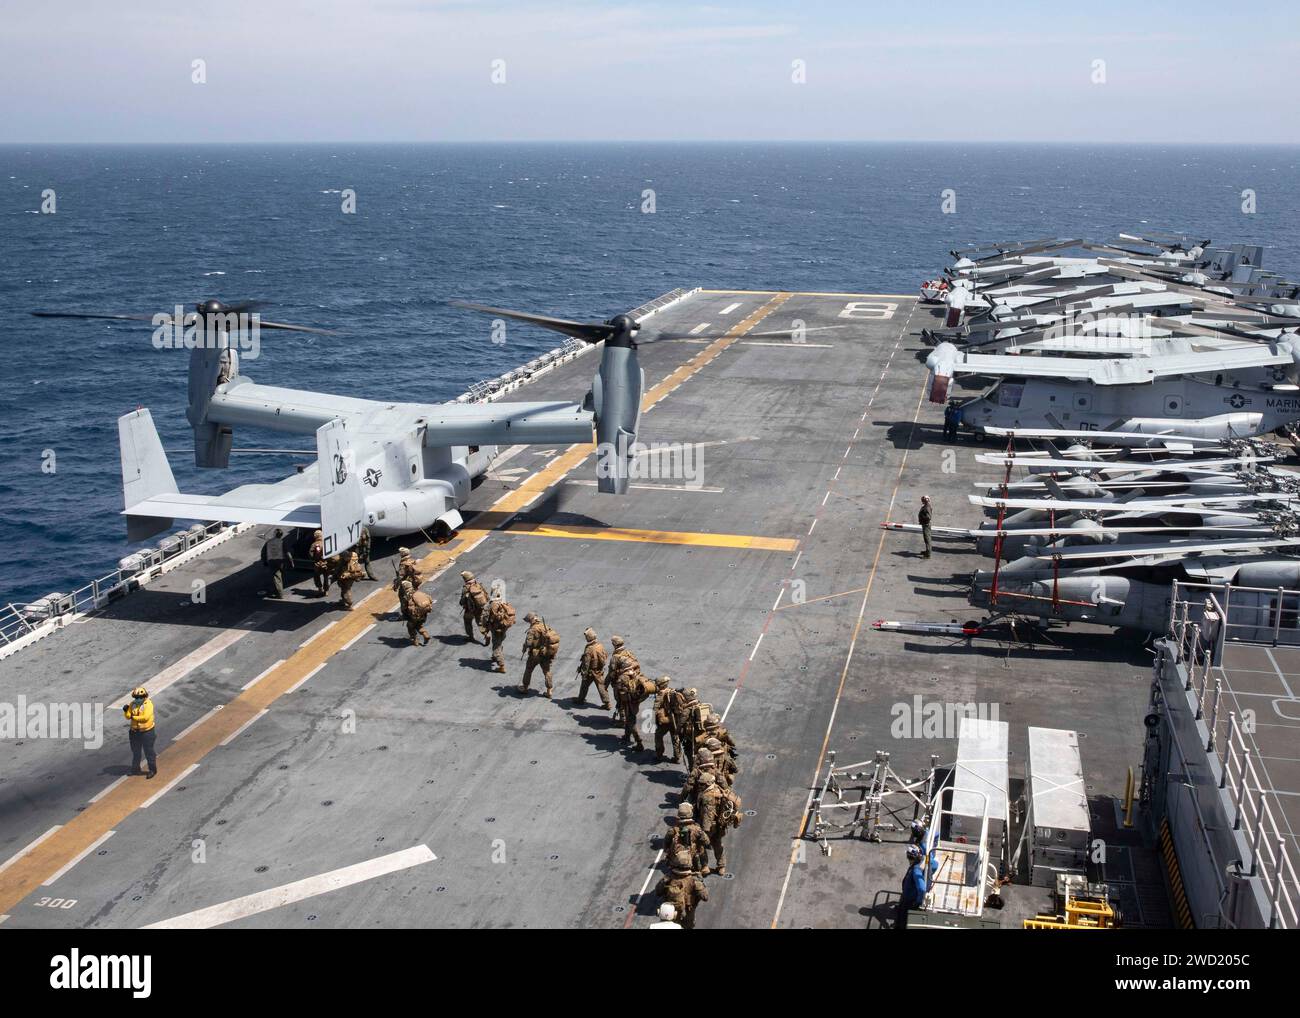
[1,0,1297,144]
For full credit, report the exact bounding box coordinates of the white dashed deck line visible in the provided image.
[721,687,740,722]
[0,827,62,876]
[110,617,263,708]
[172,706,224,744]
[88,776,128,804]
[771,302,919,929]
[43,830,116,886]
[627,849,666,922]
[284,662,326,695]
[220,709,269,747]
[140,764,199,810]
[242,659,285,691]
[720,302,742,314]
[141,845,437,929]
[689,322,712,335]
[300,619,338,648]
[340,624,376,653]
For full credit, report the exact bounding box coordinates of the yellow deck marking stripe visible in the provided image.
[0,291,793,915]
[503,522,799,552]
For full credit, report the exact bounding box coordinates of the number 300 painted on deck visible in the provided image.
[839,302,897,320]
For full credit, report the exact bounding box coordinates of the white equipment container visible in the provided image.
[1027,726,1091,887]
[950,716,1009,865]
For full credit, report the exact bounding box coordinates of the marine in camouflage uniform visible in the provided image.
[459,570,490,645]
[335,550,366,610]
[575,628,610,708]
[654,851,708,930]
[703,736,738,787]
[680,747,719,813]
[673,687,702,765]
[392,547,425,593]
[697,770,739,877]
[652,676,682,763]
[701,712,738,761]
[355,525,378,581]
[309,529,332,596]
[615,667,649,751]
[664,802,711,876]
[484,591,516,673]
[605,636,639,722]
[397,580,432,646]
[519,612,558,698]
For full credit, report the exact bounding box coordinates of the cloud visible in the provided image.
[0,0,1296,142]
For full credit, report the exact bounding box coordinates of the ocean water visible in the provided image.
[2,142,1298,606]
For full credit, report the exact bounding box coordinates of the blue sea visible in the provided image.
[2,142,1298,606]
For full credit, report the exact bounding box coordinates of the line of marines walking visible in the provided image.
[390,553,746,929]
[118,526,746,929]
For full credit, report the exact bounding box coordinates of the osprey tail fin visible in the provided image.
[316,417,366,557]
[119,408,179,542]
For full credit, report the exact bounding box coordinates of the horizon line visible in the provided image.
[2,138,1299,148]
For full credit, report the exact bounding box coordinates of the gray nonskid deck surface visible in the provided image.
[0,290,1163,929]
[1214,645,1300,877]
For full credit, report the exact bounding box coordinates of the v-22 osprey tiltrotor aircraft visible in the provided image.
[36,299,652,558]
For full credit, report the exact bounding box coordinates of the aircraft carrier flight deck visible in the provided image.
[0,288,1170,929]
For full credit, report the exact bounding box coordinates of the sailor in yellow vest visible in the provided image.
[123,686,158,779]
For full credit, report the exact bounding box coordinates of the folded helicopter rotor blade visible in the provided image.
[1080,240,1167,259]
[449,300,614,343]
[1119,231,1208,249]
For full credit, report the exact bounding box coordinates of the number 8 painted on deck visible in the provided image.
[839,302,897,320]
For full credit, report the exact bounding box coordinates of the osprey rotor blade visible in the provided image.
[32,310,159,322]
[253,320,338,335]
[33,299,332,334]
[449,301,618,344]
